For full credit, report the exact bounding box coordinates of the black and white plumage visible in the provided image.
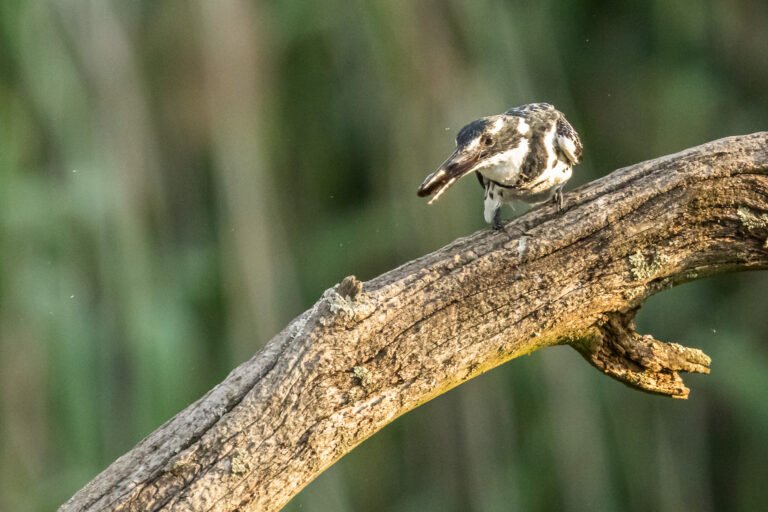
[417,103,582,229]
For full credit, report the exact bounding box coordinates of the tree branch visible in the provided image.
[61,133,768,511]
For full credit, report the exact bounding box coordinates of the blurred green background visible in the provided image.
[1,1,767,510]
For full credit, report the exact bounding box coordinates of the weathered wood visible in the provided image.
[61,133,768,511]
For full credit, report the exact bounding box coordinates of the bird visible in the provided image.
[417,103,582,230]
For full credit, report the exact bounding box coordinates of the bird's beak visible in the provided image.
[417,148,480,204]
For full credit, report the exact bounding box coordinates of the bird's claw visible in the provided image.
[491,208,504,230]
[553,188,564,212]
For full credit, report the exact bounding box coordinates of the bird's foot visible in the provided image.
[494,223,533,237]
[553,188,564,212]
[491,208,533,235]
[511,226,534,237]
[491,208,504,230]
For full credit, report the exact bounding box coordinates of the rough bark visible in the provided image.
[61,133,768,512]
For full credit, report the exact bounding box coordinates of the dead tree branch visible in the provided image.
[61,133,768,511]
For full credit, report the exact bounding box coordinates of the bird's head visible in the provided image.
[417,114,530,203]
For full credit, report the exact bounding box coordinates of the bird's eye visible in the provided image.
[482,136,494,146]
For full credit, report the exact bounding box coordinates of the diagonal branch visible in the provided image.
[61,133,768,512]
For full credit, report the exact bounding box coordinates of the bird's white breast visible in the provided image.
[475,138,529,185]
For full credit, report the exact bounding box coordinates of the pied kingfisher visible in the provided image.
[417,103,583,229]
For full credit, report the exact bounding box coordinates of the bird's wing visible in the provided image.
[555,116,582,165]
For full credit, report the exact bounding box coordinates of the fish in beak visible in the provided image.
[416,147,480,204]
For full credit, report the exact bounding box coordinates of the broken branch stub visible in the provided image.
[61,133,768,512]
[573,310,711,399]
